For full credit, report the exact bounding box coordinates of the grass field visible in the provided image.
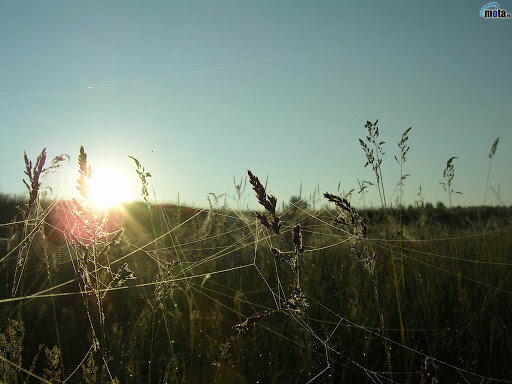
[1,139,511,383]
[2,2,511,382]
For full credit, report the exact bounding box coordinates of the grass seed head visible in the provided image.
[292,224,304,255]
[248,170,283,235]
[489,137,499,159]
[324,191,375,274]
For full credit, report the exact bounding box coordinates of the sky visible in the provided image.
[0,0,510,208]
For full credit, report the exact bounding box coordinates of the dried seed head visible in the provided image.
[21,148,48,218]
[282,288,309,315]
[255,211,270,229]
[269,215,283,235]
[129,156,152,203]
[325,191,375,274]
[248,170,275,214]
[248,170,283,235]
[292,224,304,255]
[271,247,287,262]
[489,137,499,159]
[77,146,91,200]
[233,311,273,332]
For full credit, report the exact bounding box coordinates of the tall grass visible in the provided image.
[484,137,500,205]
[0,125,510,383]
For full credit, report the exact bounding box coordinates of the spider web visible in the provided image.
[1,168,512,384]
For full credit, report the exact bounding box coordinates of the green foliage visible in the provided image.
[1,200,511,382]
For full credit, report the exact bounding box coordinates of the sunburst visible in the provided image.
[86,166,136,209]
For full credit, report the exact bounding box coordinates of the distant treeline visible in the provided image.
[1,192,511,237]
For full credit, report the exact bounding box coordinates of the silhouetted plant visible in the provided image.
[359,119,387,208]
[484,137,499,205]
[439,156,462,208]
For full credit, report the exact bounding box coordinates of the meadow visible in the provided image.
[0,124,511,383]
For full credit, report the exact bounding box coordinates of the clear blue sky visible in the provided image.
[1,0,510,207]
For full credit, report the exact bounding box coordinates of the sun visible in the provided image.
[87,167,136,209]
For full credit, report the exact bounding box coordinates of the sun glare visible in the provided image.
[87,167,135,209]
